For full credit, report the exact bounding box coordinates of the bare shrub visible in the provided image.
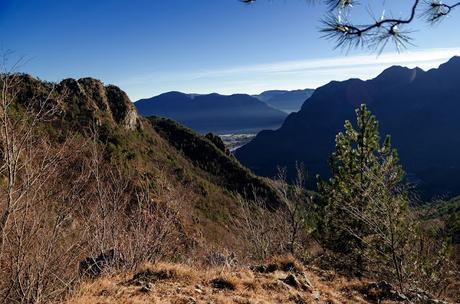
[0,70,86,303]
[233,165,315,262]
[74,131,195,273]
[274,164,314,257]
[403,223,457,296]
[0,64,196,303]
[233,192,286,261]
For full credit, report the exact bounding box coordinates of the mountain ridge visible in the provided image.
[254,88,315,113]
[236,56,460,199]
[135,91,287,134]
[7,73,283,244]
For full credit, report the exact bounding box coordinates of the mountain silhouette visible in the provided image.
[236,56,460,199]
[253,88,315,113]
[135,92,287,134]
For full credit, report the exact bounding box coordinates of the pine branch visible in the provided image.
[240,0,460,51]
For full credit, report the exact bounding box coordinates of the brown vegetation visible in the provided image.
[0,70,458,304]
[0,72,200,303]
[66,258,383,304]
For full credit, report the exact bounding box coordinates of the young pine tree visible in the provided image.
[317,104,406,277]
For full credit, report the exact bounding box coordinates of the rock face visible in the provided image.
[236,56,460,199]
[59,77,142,130]
[7,74,285,246]
[205,133,231,156]
[13,74,141,131]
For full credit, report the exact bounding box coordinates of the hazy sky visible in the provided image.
[1,0,459,100]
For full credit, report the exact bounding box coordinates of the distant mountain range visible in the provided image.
[236,56,460,199]
[253,90,288,102]
[135,92,287,134]
[253,88,315,113]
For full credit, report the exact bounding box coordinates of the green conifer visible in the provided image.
[317,104,404,274]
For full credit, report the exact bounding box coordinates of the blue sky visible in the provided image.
[1,0,459,100]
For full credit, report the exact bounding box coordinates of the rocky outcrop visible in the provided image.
[58,77,141,130]
[205,133,231,156]
[362,281,451,304]
[10,74,141,131]
[363,281,408,302]
[281,273,312,291]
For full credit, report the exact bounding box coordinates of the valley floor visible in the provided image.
[219,133,256,151]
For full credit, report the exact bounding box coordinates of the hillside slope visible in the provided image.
[9,74,282,247]
[236,56,460,199]
[4,74,458,304]
[135,92,287,134]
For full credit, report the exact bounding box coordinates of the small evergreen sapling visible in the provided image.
[317,104,407,283]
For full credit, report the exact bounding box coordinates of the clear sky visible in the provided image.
[1,0,459,100]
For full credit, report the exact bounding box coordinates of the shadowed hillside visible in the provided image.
[236,56,460,199]
[10,74,283,236]
[0,74,288,302]
[150,117,281,209]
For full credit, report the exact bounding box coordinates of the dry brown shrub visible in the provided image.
[0,66,196,303]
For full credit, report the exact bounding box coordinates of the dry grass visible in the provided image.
[268,255,305,273]
[65,259,405,304]
[134,263,198,283]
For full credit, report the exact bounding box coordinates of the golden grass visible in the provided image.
[268,255,305,273]
[135,262,198,282]
[65,259,405,304]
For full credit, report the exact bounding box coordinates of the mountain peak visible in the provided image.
[12,75,141,131]
[374,65,423,85]
[446,55,460,64]
[160,91,191,98]
[236,56,460,200]
[438,55,460,71]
